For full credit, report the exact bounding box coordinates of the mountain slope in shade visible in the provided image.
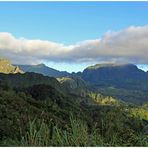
[0,59,23,74]
[18,64,69,78]
[0,72,63,92]
[57,76,89,97]
[81,63,148,90]
[77,63,148,104]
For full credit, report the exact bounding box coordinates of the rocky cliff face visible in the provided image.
[0,59,24,74]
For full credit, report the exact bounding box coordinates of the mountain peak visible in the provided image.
[0,58,24,74]
[86,63,136,70]
[37,63,46,66]
[18,63,69,78]
[36,63,46,68]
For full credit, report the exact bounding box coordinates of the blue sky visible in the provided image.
[0,2,148,72]
[0,2,148,44]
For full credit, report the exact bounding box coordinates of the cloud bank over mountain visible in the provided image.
[0,25,148,64]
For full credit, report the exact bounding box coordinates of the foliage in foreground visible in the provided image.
[0,81,148,146]
[1,112,147,147]
[20,116,104,146]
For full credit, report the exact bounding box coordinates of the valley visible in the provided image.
[0,59,147,146]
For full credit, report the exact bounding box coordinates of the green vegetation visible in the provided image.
[89,92,120,105]
[57,76,88,97]
[0,60,148,146]
[81,63,148,104]
[0,79,148,146]
[98,87,148,105]
[20,116,104,146]
[0,72,62,92]
[13,61,148,105]
[129,105,148,120]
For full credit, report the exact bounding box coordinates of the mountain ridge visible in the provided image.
[1,59,148,104]
[86,63,138,70]
[78,63,148,104]
[17,63,70,78]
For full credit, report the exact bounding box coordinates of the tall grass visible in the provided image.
[19,114,147,146]
[20,119,50,146]
[20,115,105,146]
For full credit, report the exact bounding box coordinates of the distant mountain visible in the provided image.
[81,63,148,90]
[1,59,148,104]
[0,59,23,74]
[18,64,70,78]
[77,63,148,104]
[0,62,147,146]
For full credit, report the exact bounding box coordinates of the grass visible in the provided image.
[1,113,147,147]
[20,114,105,146]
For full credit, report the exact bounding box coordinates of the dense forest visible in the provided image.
[0,73,147,146]
[0,60,148,146]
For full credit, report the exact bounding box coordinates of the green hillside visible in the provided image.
[80,63,148,104]
[0,80,147,146]
[0,72,62,91]
[0,60,148,146]
[57,76,89,97]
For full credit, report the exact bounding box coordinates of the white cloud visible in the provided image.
[0,25,148,64]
